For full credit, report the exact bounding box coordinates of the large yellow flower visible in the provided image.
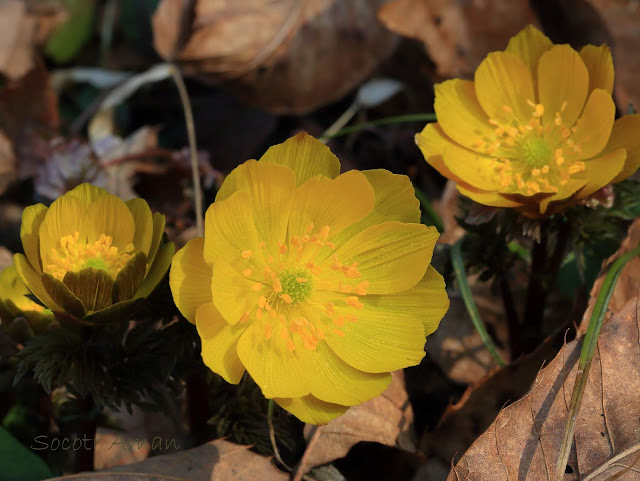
[13,184,174,322]
[417,25,640,217]
[0,264,53,333]
[170,133,449,424]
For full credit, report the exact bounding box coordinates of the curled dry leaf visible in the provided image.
[579,218,640,335]
[447,296,640,481]
[49,438,287,481]
[0,0,67,80]
[377,0,537,79]
[152,0,398,114]
[299,370,414,473]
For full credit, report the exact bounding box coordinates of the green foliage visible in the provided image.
[45,0,95,63]
[0,427,53,481]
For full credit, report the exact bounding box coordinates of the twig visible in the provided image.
[554,244,640,480]
[267,399,291,471]
[292,425,323,481]
[168,64,203,237]
[451,239,506,367]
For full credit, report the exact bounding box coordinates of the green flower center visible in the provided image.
[82,257,109,271]
[521,136,551,168]
[279,269,312,303]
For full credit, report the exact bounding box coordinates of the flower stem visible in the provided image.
[267,399,291,471]
[414,186,444,233]
[168,64,203,237]
[554,244,640,480]
[451,239,506,367]
[320,113,437,140]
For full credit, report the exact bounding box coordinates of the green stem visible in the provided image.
[267,399,290,471]
[414,186,444,233]
[321,113,437,140]
[554,244,640,480]
[451,239,506,367]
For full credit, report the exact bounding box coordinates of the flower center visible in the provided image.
[47,232,134,280]
[521,136,551,168]
[472,100,588,196]
[236,223,368,352]
[279,268,312,303]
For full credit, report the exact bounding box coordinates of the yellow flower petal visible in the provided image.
[457,185,523,208]
[275,395,349,425]
[366,266,450,336]
[14,253,63,311]
[203,191,261,268]
[62,267,114,312]
[20,204,47,273]
[196,302,246,384]
[475,51,535,125]
[237,320,391,404]
[126,198,153,258]
[215,160,296,245]
[135,241,174,300]
[66,183,109,207]
[442,141,503,191]
[434,79,498,153]
[415,123,468,186]
[565,88,615,161]
[86,194,135,251]
[39,195,90,274]
[574,147,626,200]
[287,170,375,244]
[319,222,439,295]
[538,45,589,129]
[312,293,426,373]
[258,132,341,184]
[580,44,614,95]
[169,237,212,323]
[505,25,553,92]
[211,260,261,325]
[606,115,640,183]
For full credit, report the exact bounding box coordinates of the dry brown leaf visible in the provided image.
[378,0,537,79]
[49,438,287,481]
[300,370,414,472]
[0,130,16,195]
[0,0,66,80]
[447,296,640,481]
[0,60,59,181]
[422,326,567,469]
[579,218,640,335]
[153,0,398,114]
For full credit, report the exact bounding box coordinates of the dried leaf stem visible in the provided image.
[451,239,506,367]
[267,399,291,471]
[555,244,640,480]
[292,425,323,481]
[168,63,203,236]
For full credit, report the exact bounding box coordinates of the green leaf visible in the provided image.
[0,426,53,481]
[44,0,95,63]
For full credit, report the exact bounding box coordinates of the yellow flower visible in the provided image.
[416,25,640,217]
[13,184,174,322]
[0,264,53,332]
[170,133,449,424]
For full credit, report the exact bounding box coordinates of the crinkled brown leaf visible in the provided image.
[48,438,287,481]
[579,218,640,335]
[378,0,537,79]
[447,296,640,481]
[0,0,66,80]
[153,0,398,114]
[422,326,567,469]
[300,370,414,472]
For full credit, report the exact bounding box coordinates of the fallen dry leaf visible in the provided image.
[0,130,16,195]
[299,370,414,472]
[447,296,640,480]
[422,326,567,470]
[153,0,398,114]
[0,60,59,181]
[377,0,537,79]
[49,438,287,481]
[579,218,640,335]
[0,0,66,80]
